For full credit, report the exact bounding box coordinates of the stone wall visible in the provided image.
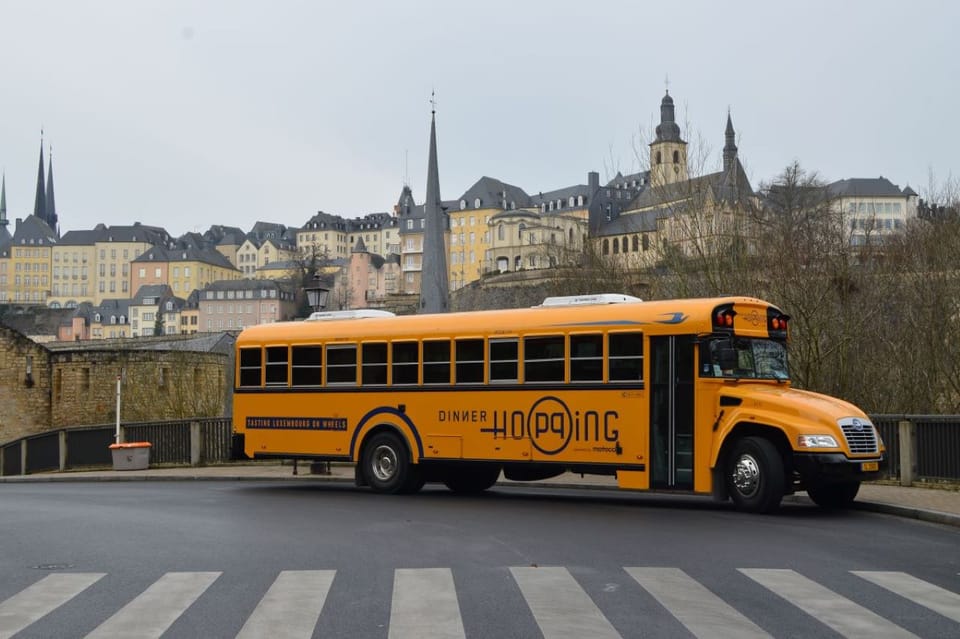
[0,326,52,442]
[49,350,229,427]
[1,325,231,443]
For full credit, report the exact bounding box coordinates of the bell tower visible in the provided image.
[649,90,688,187]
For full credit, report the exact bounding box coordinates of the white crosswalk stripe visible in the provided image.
[740,568,920,639]
[84,571,221,639]
[236,570,336,639]
[626,567,772,638]
[0,572,105,639]
[2,566,957,637]
[389,567,465,639]
[853,570,960,624]
[510,566,621,639]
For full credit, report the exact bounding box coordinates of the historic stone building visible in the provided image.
[593,91,757,268]
[0,325,233,443]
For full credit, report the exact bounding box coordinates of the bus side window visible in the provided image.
[609,332,644,382]
[455,339,484,384]
[423,340,451,385]
[489,339,518,383]
[239,348,263,387]
[362,342,388,386]
[570,334,603,382]
[326,344,358,385]
[524,335,565,383]
[265,346,289,386]
[392,342,419,385]
[291,345,322,386]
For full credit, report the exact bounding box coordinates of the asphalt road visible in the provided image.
[2,481,959,638]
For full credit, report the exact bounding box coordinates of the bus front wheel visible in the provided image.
[806,481,860,509]
[726,436,785,514]
[363,432,420,494]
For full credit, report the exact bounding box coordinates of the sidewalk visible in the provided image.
[3,462,959,528]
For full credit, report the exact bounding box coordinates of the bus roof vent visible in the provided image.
[306,309,397,321]
[538,294,643,307]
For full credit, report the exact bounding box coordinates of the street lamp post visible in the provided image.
[302,272,331,476]
[304,273,330,315]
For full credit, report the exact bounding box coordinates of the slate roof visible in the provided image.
[301,210,349,231]
[202,278,286,292]
[457,176,532,209]
[11,215,57,246]
[530,183,590,206]
[827,177,907,198]
[596,209,666,236]
[131,284,174,305]
[132,244,238,270]
[97,223,171,245]
[57,229,102,246]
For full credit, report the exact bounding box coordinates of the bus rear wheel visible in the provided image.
[443,464,501,494]
[726,436,785,514]
[363,432,421,494]
[806,481,860,509]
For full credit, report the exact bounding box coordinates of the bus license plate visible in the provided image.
[861,461,879,472]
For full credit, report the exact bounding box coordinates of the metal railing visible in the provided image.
[0,418,233,476]
[1,415,958,483]
[873,415,960,485]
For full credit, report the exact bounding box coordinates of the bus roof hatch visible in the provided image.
[537,294,643,307]
[306,309,397,321]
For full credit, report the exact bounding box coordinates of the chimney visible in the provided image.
[588,171,600,193]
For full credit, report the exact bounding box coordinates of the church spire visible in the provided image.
[33,133,46,221]
[45,144,59,234]
[0,172,8,229]
[723,110,738,174]
[419,92,449,314]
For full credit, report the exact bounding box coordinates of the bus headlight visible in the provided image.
[797,435,839,449]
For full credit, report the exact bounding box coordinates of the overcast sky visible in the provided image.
[0,1,956,238]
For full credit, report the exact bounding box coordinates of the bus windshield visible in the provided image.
[704,337,789,381]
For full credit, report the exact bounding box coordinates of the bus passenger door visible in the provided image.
[649,336,695,490]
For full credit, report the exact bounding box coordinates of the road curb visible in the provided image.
[852,501,960,529]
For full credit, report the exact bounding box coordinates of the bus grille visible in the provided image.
[839,419,879,454]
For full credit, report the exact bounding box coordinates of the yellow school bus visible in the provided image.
[232,294,883,513]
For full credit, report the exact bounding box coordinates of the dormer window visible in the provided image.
[460,199,467,210]
[568,196,575,207]
[110,315,117,324]
[120,315,125,324]
[94,313,101,322]
[474,198,482,209]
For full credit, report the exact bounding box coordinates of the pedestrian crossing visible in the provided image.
[0,566,957,638]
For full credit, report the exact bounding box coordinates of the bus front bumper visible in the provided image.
[792,452,884,484]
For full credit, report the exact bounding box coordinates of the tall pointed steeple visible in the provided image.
[33,133,46,221]
[0,172,8,230]
[45,144,59,234]
[723,110,738,174]
[418,92,449,314]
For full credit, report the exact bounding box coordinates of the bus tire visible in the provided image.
[443,464,501,494]
[806,481,860,509]
[726,436,785,514]
[363,432,415,494]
